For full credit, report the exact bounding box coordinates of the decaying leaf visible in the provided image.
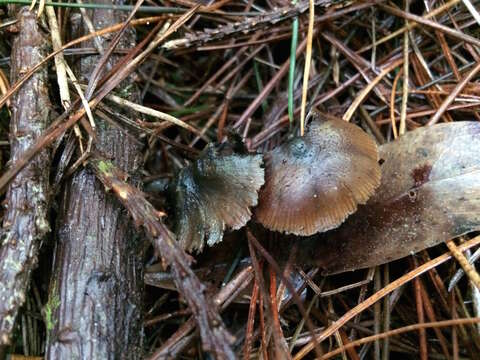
[171,144,264,252]
[288,121,480,274]
[255,114,381,235]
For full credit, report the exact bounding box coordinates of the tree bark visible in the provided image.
[46,2,144,359]
[0,8,52,345]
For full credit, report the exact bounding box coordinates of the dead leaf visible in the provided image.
[288,121,480,274]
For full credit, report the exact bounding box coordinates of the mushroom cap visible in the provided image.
[255,115,381,236]
[171,144,264,252]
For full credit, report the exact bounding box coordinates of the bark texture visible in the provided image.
[46,3,144,359]
[0,8,51,344]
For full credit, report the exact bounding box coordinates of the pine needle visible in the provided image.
[299,0,314,136]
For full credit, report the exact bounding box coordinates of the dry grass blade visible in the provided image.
[45,6,71,110]
[299,0,314,136]
[101,91,205,138]
[399,2,409,136]
[64,64,96,132]
[36,0,45,17]
[45,5,87,155]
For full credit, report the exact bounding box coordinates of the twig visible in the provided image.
[163,0,350,50]
[46,4,147,358]
[89,155,235,358]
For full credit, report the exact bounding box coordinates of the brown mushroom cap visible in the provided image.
[255,115,381,236]
[171,144,264,252]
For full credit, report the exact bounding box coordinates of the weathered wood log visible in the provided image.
[46,3,144,359]
[0,8,52,345]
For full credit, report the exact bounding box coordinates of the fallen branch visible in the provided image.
[0,8,52,344]
[163,0,359,50]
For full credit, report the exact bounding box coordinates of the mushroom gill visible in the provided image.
[171,144,264,252]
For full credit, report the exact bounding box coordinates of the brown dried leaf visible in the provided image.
[291,121,480,274]
[255,115,381,235]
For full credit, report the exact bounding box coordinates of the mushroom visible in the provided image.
[171,144,264,252]
[254,113,381,236]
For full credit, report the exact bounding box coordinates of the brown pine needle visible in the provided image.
[379,3,480,48]
[320,317,480,360]
[446,239,480,291]
[293,236,480,359]
[359,0,461,53]
[343,59,403,122]
[427,60,480,126]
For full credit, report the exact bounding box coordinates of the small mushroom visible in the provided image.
[171,144,264,252]
[255,113,381,236]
